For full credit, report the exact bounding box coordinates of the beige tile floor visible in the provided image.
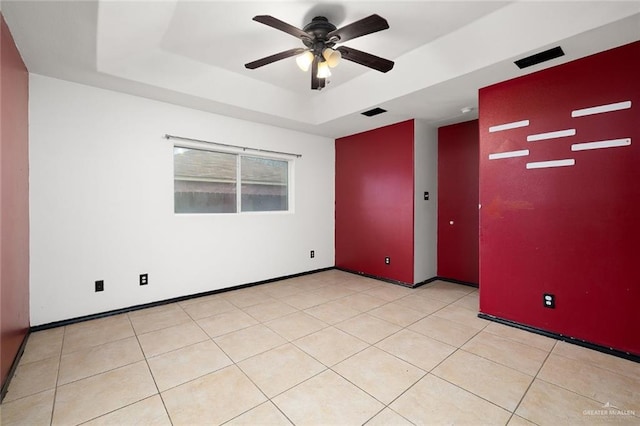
[2,270,639,425]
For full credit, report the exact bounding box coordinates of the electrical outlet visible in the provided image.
[424,191,429,200]
[310,250,315,259]
[140,273,148,286]
[95,280,104,292]
[543,293,555,308]
[385,257,391,265]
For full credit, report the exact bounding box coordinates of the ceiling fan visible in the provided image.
[245,14,394,90]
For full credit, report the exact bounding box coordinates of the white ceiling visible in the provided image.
[3,1,639,138]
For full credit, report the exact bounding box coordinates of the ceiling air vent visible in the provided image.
[361,107,387,117]
[515,46,564,69]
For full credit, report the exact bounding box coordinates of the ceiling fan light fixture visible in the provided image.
[317,61,331,78]
[322,48,341,68]
[296,51,314,71]
[246,14,394,89]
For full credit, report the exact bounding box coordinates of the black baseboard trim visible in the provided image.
[1,330,30,402]
[412,276,440,288]
[334,268,415,288]
[436,276,479,289]
[334,268,443,289]
[30,267,334,332]
[478,313,640,363]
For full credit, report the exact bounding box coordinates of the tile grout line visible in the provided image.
[53,334,149,388]
[232,358,326,425]
[428,372,515,420]
[126,312,174,426]
[534,373,640,420]
[551,345,640,382]
[262,317,333,345]
[329,346,429,414]
[49,326,67,426]
[505,339,559,425]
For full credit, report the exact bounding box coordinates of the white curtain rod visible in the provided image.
[164,134,302,158]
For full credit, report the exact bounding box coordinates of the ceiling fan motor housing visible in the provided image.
[302,16,338,51]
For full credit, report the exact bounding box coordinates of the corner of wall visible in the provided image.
[413,119,438,283]
[1,11,31,391]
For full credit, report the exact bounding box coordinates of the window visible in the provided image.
[173,146,290,214]
[241,156,288,212]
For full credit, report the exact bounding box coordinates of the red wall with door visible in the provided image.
[1,15,31,388]
[438,120,479,284]
[335,120,415,284]
[479,41,640,355]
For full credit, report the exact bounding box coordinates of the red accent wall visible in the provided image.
[335,120,415,284]
[438,120,479,284]
[1,14,30,387]
[479,41,640,355]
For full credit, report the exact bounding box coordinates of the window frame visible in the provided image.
[173,143,294,215]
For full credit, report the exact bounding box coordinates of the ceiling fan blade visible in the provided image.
[337,46,394,73]
[327,14,389,43]
[245,48,307,69]
[253,15,311,41]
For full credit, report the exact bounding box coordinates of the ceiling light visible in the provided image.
[322,48,342,68]
[296,51,314,72]
[317,61,331,78]
[461,106,474,114]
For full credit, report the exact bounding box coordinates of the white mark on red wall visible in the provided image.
[489,120,530,133]
[527,129,576,142]
[526,159,575,169]
[571,138,631,151]
[488,149,530,160]
[571,101,631,117]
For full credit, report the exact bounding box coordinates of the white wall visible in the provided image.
[413,120,438,284]
[29,75,335,325]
